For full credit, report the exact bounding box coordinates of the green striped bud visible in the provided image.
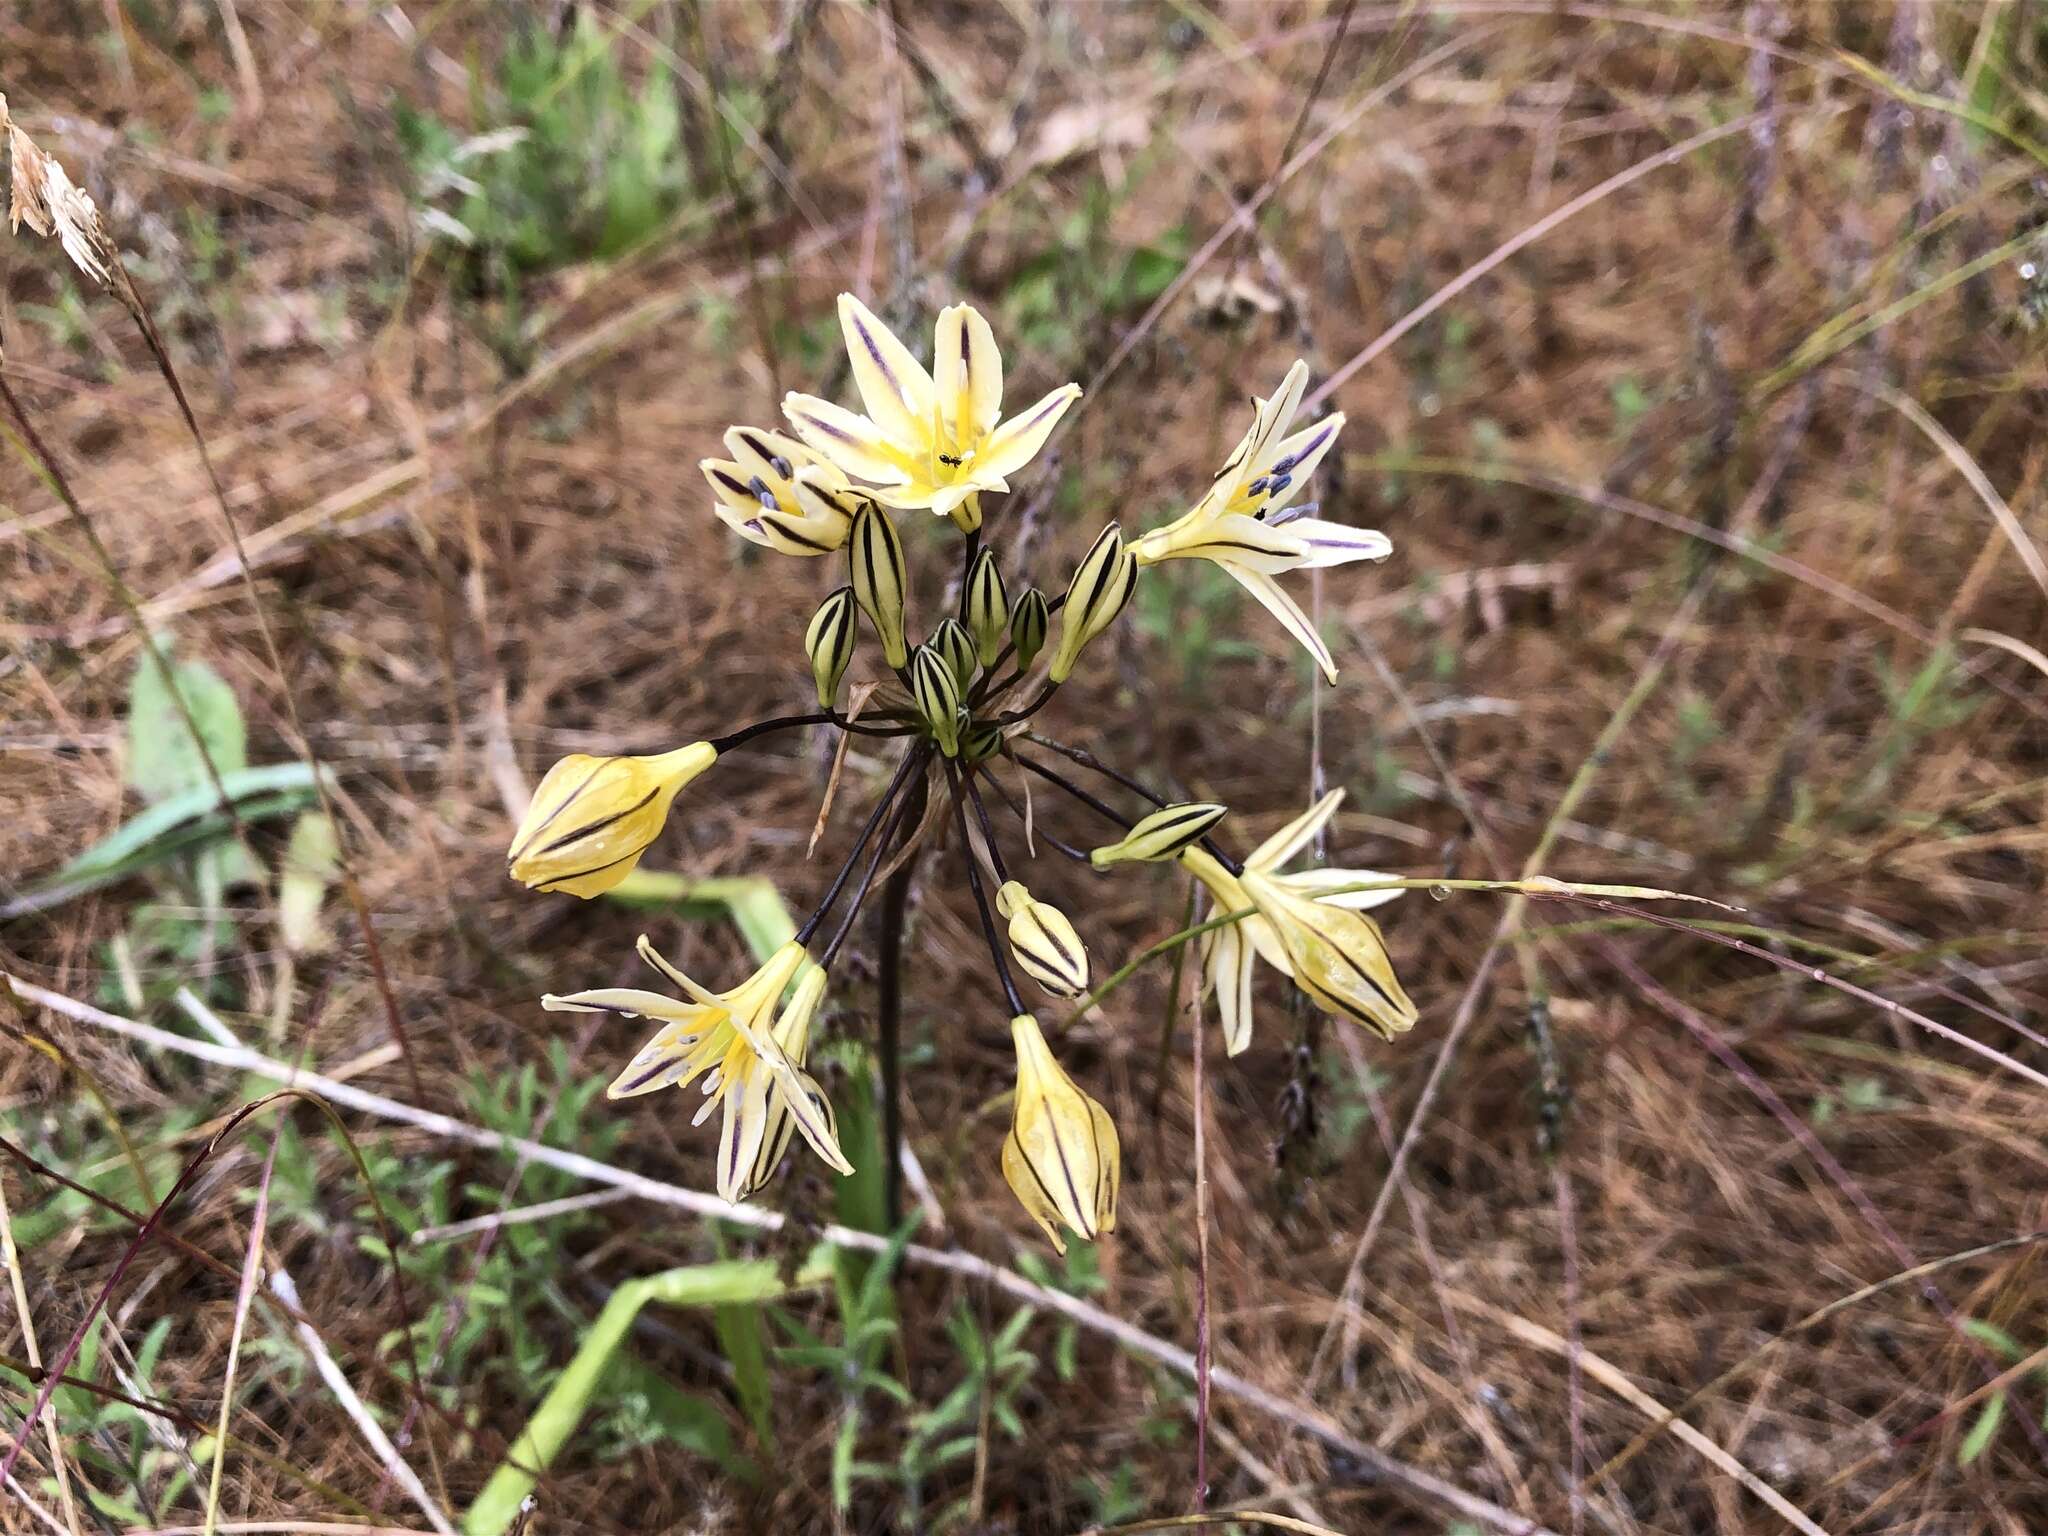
[909,643,964,758]
[1010,588,1049,670]
[996,881,1089,999]
[930,617,978,692]
[1048,524,1138,683]
[848,502,908,669]
[1089,802,1228,868]
[804,586,859,710]
[961,721,1005,764]
[965,547,1011,666]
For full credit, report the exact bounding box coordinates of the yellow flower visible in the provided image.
[1180,789,1413,1052]
[507,744,716,898]
[702,426,865,556]
[995,881,1089,999]
[1088,802,1227,868]
[784,295,1080,530]
[544,939,853,1204]
[1131,360,1389,681]
[1001,1014,1119,1253]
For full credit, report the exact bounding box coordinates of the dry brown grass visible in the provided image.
[3,3,2047,1533]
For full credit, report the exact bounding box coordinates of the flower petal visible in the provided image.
[837,293,935,448]
[934,302,1002,447]
[1254,412,1343,515]
[976,383,1081,481]
[1225,566,1338,681]
[635,934,727,1009]
[541,987,704,1022]
[1282,866,1406,910]
[1204,920,1256,1056]
[1282,518,1392,569]
[783,392,915,486]
[1247,789,1344,873]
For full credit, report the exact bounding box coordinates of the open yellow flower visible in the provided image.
[543,939,852,1203]
[783,295,1080,529]
[1180,789,1413,1052]
[1131,360,1390,681]
[702,426,867,557]
[507,744,716,898]
[1002,1013,1119,1253]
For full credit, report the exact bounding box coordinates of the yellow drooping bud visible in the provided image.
[507,744,717,897]
[910,643,964,758]
[1048,524,1139,683]
[1002,1014,1119,1254]
[965,547,1011,666]
[995,880,1088,999]
[1009,588,1049,670]
[805,586,859,710]
[848,502,909,668]
[1089,802,1228,868]
[930,617,978,691]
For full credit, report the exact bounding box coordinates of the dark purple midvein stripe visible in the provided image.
[536,786,659,856]
[1010,1128,1068,1228]
[1295,905,1403,1012]
[798,408,858,444]
[713,468,754,499]
[1047,1121,1088,1234]
[535,847,641,891]
[762,515,831,553]
[509,758,607,859]
[851,313,905,402]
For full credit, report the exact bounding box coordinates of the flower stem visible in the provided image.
[791,748,923,949]
[820,757,929,967]
[709,710,912,754]
[1025,733,1243,874]
[948,766,1028,1018]
[873,770,929,1230]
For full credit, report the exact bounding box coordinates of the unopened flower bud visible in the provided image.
[508,744,716,897]
[848,502,909,669]
[804,586,859,709]
[965,547,1011,666]
[996,881,1088,999]
[1048,524,1138,683]
[910,644,964,758]
[930,617,978,691]
[1002,1014,1119,1254]
[1089,801,1227,868]
[1010,588,1049,670]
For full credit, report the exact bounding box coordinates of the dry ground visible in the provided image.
[3,3,2046,1533]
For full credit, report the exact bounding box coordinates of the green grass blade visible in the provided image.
[462,1252,831,1536]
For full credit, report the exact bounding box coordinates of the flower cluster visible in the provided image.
[507,295,1412,1248]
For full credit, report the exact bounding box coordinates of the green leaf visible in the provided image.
[713,1302,776,1453]
[1959,1390,2006,1466]
[4,765,330,919]
[461,1253,831,1536]
[127,641,246,804]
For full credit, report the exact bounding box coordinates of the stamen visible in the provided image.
[1268,453,1298,475]
[1246,477,1269,497]
[770,455,794,479]
[1266,500,1317,527]
[748,475,779,509]
[1266,472,1293,496]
